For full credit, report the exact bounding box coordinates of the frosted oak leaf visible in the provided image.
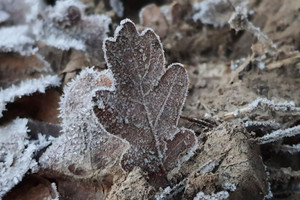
[39,68,130,179]
[94,19,198,177]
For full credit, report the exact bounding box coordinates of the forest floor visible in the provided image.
[0,0,300,200]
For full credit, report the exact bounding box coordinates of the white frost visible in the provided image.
[193,191,229,200]
[258,125,300,144]
[0,25,37,55]
[0,118,50,198]
[280,144,300,154]
[222,182,236,192]
[0,75,61,118]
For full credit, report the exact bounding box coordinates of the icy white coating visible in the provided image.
[196,159,220,174]
[280,144,300,154]
[0,118,51,198]
[244,120,281,130]
[258,125,300,144]
[51,182,60,200]
[0,25,37,55]
[262,160,273,199]
[155,178,186,200]
[232,98,300,118]
[0,75,61,118]
[193,191,229,200]
[40,68,130,178]
[41,29,86,51]
[222,182,236,192]
[100,19,198,173]
[109,0,124,18]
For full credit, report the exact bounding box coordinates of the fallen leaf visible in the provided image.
[95,19,198,179]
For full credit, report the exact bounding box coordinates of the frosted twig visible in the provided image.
[244,120,281,133]
[262,161,273,199]
[258,125,300,144]
[222,98,300,120]
[279,144,300,154]
[155,179,187,200]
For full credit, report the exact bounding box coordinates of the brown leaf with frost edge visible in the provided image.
[95,19,198,177]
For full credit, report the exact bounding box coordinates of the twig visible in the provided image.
[258,125,300,144]
[180,115,218,128]
[222,98,300,121]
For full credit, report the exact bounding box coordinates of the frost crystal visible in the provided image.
[222,182,236,192]
[258,125,300,144]
[262,161,273,199]
[280,144,300,154]
[193,191,229,200]
[51,182,60,200]
[40,68,130,178]
[0,25,37,55]
[0,118,50,198]
[95,19,198,175]
[0,75,61,118]
[224,97,300,120]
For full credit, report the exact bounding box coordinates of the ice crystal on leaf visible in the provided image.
[94,19,198,176]
[0,75,61,118]
[0,25,37,56]
[40,68,130,178]
[0,118,51,198]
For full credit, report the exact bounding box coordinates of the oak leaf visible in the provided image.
[95,19,198,176]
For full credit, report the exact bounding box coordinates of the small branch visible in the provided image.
[222,98,300,120]
[180,115,219,128]
[279,144,300,154]
[258,125,300,144]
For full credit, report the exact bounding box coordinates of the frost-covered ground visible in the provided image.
[0,0,300,200]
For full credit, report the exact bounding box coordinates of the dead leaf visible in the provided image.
[94,19,198,179]
[139,4,168,38]
[0,53,52,89]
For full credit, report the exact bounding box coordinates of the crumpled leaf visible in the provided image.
[39,68,130,179]
[0,75,61,118]
[95,19,198,176]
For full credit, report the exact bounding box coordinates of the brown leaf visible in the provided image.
[39,68,130,181]
[140,4,168,38]
[94,19,198,177]
[0,53,51,89]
